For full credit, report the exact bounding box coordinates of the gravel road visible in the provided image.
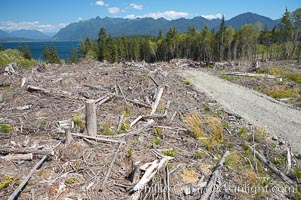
[179,70,301,153]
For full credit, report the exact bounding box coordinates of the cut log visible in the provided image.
[3,153,33,161]
[142,114,167,120]
[85,100,97,137]
[132,157,173,190]
[130,156,174,200]
[130,115,143,128]
[21,77,26,88]
[100,142,123,192]
[149,74,159,86]
[95,95,112,105]
[27,85,50,94]
[74,94,112,112]
[114,94,151,108]
[151,87,164,115]
[225,72,276,79]
[0,147,54,156]
[201,150,229,200]
[126,161,141,183]
[246,144,294,185]
[16,105,32,111]
[8,155,47,200]
[71,133,125,144]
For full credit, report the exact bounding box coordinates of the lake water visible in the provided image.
[0,41,79,60]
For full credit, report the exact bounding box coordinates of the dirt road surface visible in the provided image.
[178,70,301,153]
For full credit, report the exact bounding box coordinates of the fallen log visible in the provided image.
[130,115,143,128]
[21,77,26,88]
[114,94,151,108]
[0,147,54,156]
[246,144,294,185]
[149,74,159,86]
[150,87,164,115]
[71,133,125,144]
[99,142,123,192]
[27,85,50,94]
[130,156,174,200]
[2,153,33,161]
[225,72,276,79]
[142,114,167,120]
[8,155,47,200]
[201,150,229,200]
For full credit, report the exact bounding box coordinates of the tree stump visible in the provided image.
[65,128,72,145]
[85,100,97,136]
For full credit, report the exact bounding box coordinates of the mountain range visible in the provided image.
[0,12,280,41]
[0,29,51,40]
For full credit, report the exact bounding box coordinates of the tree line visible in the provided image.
[77,8,301,63]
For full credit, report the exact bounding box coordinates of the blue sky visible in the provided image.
[0,0,300,33]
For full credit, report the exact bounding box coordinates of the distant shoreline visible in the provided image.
[0,40,79,43]
[0,41,80,60]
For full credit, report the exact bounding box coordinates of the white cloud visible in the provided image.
[144,11,189,20]
[125,11,189,20]
[125,14,137,19]
[0,21,68,32]
[108,7,120,14]
[95,1,105,6]
[130,3,143,10]
[201,13,223,20]
[78,17,83,21]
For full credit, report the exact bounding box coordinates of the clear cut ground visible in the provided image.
[178,69,301,154]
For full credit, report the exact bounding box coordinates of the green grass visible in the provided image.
[225,151,245,170]
[181,80,191,86]
[267,86,299,99]
[195,149,202,159]
[286,72,301,83]
[163,149,176,157]
[0,124,13,133]
[294,167,301,179]
[267,66,284,76]
[237,127,249,141]
[152,138,161,145]
[0,176,16,190]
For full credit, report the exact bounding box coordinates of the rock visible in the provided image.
[278,140,285,145]
[272,136,278,141]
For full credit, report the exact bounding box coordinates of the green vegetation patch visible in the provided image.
[267,66,284,76]
[0,124,13,133]
[286,72,301,83]
[266,86,299,99]
[181,80,191,86]
[0,49,36,68]
[0,176,16,190]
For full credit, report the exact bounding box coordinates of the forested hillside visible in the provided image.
[76,9,301,63]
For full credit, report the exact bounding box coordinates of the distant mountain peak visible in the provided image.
[227,12,278,29]
[50,12,280,41]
